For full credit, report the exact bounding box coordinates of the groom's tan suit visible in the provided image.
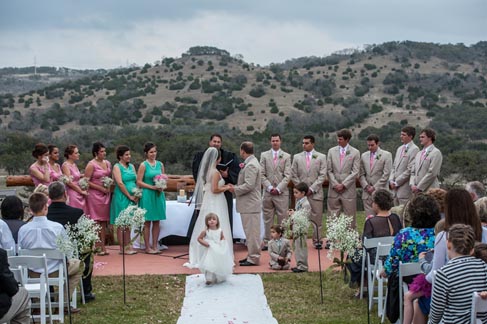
[234,155,262,265]
[260,149,291,244]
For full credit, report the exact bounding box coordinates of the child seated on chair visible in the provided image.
[428,224,487,324]
[268,225,291,270]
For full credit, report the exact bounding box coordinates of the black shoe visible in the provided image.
[314,242,323,250]
[324,242,331,249]
[239,258,248,263]
[84,293,96,302]
[292,267,306,273]
[261,246,268,251]
[239,260,257,266]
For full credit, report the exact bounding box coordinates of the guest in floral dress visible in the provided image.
[137,142,167,254]
[85,142,112,256]
[62,144,87,211]
[110,145,138,254]
[48,144,63,182]
[29,143,51,187]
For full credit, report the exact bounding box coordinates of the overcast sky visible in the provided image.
[0,0,485,69]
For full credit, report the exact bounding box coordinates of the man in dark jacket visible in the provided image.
[47,181,95,303]
[0,248,30,324]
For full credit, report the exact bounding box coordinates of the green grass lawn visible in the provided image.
[70,212,384,324]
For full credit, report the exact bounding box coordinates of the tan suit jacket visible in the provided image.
[327,145,360,199]
[389,142,419,203]
[359,148,393,215]
[409,145,442,192]
[235,155,262,264]
[290,151,327,200]
[268,238,292,269]
[260,149,291,195]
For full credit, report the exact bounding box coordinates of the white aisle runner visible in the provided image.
[177,274,278,324]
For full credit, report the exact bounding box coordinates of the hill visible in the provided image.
[0,42,486,183]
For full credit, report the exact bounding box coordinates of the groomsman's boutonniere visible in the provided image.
[312,154,317,159]
[404,147,409,154]
[279,153,283,159]
[376,154,382,161]
[346,150,350,156]
[239,162,245,169]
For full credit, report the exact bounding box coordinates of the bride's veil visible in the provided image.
[193,147,219,210]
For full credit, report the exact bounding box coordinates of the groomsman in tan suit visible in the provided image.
[389,126,419,205]
[359,134,393,217]
[229,142,262,266]
[291,135,327,248]
[327,129,361,228]
[260,133,291,251]
[410,128,443,193]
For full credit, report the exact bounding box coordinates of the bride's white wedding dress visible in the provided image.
[184,170,234,269]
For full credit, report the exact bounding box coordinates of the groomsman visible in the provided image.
[410,128,443,193]
[291,135,327,248]
[327,129,360,228]
[260,134,291,251]
[229,142,262,266]
[389,126,419,205]
[359,134,393,216]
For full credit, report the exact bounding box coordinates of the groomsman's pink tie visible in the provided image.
[401,145,406,156]
[339,149,345,167]
[370,153,375,170]
[421,149,427,161]
[273,152,278,166]
[306,153,311,169]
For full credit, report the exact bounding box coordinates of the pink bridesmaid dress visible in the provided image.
[62,162,86,211]
[85,160,112,222]
[30,164,50,187]
[49,163,63,182]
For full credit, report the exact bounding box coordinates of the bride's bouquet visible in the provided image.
[154,174,168,191]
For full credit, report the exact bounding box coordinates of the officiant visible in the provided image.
[189,134,240,238]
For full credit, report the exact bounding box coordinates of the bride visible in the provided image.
[184,147,234,268]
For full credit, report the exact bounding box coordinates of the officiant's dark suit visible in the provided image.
[191,134,240,237]
[47,182,95,301]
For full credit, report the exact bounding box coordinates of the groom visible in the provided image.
[229,141,262,266]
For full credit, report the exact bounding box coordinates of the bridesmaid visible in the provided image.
[110,145,138,254]
[29,143,51,187]
[62,144,87,211]
[85,142,112,256]
[137,142,167,254]
[48,144,63,182]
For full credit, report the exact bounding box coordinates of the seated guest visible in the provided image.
[47,181,96,302]
[0,247,30,324]
[18,193,82,312]
[475,196,487,228]
[425,188,447,218]
[429,224,487,324]
[0,218,15,251]
[466,180,485,203]
[1,195,25,244]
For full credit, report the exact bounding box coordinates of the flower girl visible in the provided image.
[197,213,234,285]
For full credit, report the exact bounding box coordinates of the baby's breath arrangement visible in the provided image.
[326,213,360,278]
[58,175,72,184]
[101,176,114,188]
[115,205,146,248]
[78,177,89,190]
[281,209,310,247]
[132,187,143,199]
[56,214,101,260]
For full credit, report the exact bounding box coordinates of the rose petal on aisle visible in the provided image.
[177,274,278,324]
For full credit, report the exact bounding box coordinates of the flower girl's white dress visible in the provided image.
[199,228,233,283]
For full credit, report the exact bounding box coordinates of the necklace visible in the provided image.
[147,160,157,168]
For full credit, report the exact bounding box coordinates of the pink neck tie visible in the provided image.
[401,145,406,156]
[370,153,375,169]
[306,153,311,169]
[273,152,278,166]
[421,149,427,161]
[339,149,345,167]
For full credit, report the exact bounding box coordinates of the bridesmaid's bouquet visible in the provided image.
[58,175,72,184]
[79,177,89,190]
[132,187,143,199]
[282,209,310,247]
[154,174,168,191]
[101,176,114,189]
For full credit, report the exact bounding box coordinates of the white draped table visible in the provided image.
[132,199,264,247]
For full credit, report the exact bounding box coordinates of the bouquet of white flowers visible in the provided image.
[326,213,360,279]
[154,174,168,190]
[132,187,142,199]
[281,209,310,247]
[115,205,146,249]
[58,175,72,184]
[56,214,101,260]
[78,177,89,190]
[101,176,114,189]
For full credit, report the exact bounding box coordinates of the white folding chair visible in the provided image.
[8,255,53,324]
[399,261,422,324]
[359,236,394,300]
[18,248,71,323]
[5,246,16,257]
[372,242,392,318]
[471,292,487,324]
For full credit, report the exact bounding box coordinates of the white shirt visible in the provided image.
[18,216,67,273]
[0,219,15,250]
